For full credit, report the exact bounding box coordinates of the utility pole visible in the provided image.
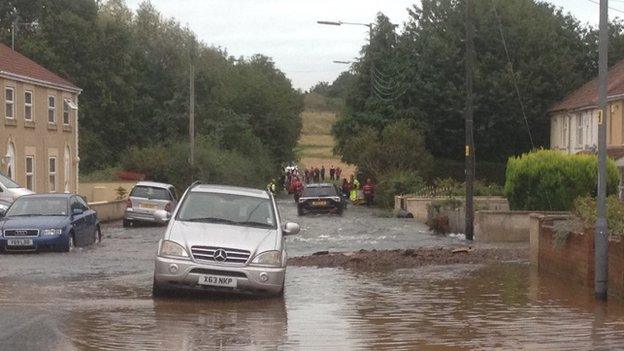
[595,0,609,301]
[189,62,195,171]
[368,23,374,98]
[11,18,17,51]
[464,0,475,241]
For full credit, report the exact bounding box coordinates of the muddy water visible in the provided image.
[0,199,623,350]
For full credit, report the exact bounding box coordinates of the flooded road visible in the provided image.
[1,199,623,350]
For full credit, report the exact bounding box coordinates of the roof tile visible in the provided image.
[549,59,624,112]
[0,43,79,91]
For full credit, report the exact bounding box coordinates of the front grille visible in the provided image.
[189,268,247,278]
[4,229,39,237]
[191,246,251,264]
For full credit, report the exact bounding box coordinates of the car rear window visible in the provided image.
[303,186,337,197]
[130,186,172,200]
[0,172,20,189]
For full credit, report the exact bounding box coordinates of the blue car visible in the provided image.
[0,194,101,252]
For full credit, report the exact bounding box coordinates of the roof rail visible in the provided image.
[189,180,202,189]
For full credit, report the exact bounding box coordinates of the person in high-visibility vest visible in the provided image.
[349,175,360,202]
[267,179,278,195]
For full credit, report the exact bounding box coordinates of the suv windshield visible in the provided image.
[303,186,337,197]
[6,197,68,216]
[0,172,20,189]
[177,192,276,229]
[130,186,172,200]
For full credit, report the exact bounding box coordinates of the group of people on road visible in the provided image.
[339,176,375,207]
[270,166,376,207]
[302,165,342,184]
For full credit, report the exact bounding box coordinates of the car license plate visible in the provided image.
[312,201,327,206]
[139,203,157,209]
[198,275,237,288]
[7,238,33,246]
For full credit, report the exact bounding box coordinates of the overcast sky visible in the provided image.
[125,0,620,90]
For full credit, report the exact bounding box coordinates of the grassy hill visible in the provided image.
[296,93,356,178]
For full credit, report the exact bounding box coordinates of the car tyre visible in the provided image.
[95,225,102,244]
[297,206,304,216]
[152,279,170,298]
[63,233,75,252]
[123,219,132,228]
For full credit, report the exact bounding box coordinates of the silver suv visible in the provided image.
[152,184,299,297]
[124,181,178,227]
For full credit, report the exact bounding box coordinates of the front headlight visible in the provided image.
[42,228,63,236]
[159,240,189,258]
[251,250,282,267]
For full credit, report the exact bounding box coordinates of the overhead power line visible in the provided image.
[586,0,624,14]
[491,1,535,149]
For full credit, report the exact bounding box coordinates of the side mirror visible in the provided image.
[154,210,169,224]
[283,222,300,236]
[0,209,6,218]
[72,208,83,216]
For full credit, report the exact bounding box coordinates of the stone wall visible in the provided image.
[394,196,509,223]
[474,211,569,242]
[79,181,137,203]
[89,200,126,222]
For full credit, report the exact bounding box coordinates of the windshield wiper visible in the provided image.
[234,221,274,228]
[185,217,237,224]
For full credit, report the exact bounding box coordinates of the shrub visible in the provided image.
[504,150,619,211]
[376,171,425,208]
[429,158,507,185]
[573,195,624,235]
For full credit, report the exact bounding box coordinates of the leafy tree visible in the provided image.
[334,0,613,167]
[0,0,303,180]
[341,120,433,179]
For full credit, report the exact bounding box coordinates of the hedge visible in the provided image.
[504,150,619,211]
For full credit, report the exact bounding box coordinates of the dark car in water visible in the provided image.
[0,194,101,252]
[297,183,346,216]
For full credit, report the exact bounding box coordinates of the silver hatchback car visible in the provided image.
[152,184,299,297]
[124,181,178,227]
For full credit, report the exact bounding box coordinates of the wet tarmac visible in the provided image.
[0,198,623,350]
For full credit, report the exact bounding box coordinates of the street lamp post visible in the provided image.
[317,20,373,95]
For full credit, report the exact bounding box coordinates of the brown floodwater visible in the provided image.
[0,199,623,350]
[1,261,624,350]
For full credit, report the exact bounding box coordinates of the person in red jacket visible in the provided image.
[362,178,376,207]
[292,177,303,202]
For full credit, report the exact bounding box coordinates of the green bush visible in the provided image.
[504,150,620,211]
[573,196,624,235]
[376,171,425,208]
[414,178,504,198]
[121,135,277,191]
[429,159,507,185]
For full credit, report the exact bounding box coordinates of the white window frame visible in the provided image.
[49,157,57,193]
[25,156,35,191]
[5,87,14,119]
[576,113,583,147]
[24,90,33,121]
[63,100,70,125]
[48,95,56,123]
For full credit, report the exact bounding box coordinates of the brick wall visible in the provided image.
[538,217,624,295]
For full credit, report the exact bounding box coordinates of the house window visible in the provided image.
[577,114,584,146]
[24,91,33,121]
[63,100,70,125]
[561,116,567,147]
[49,157,56,192]
[5,87,14,119]
[25,156,35,191]
[48,96,55,123]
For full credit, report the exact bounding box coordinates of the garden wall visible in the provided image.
[89,200,126,222]
[536,215,624,295]
[394,196,509,222]
[79,181,137,203]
